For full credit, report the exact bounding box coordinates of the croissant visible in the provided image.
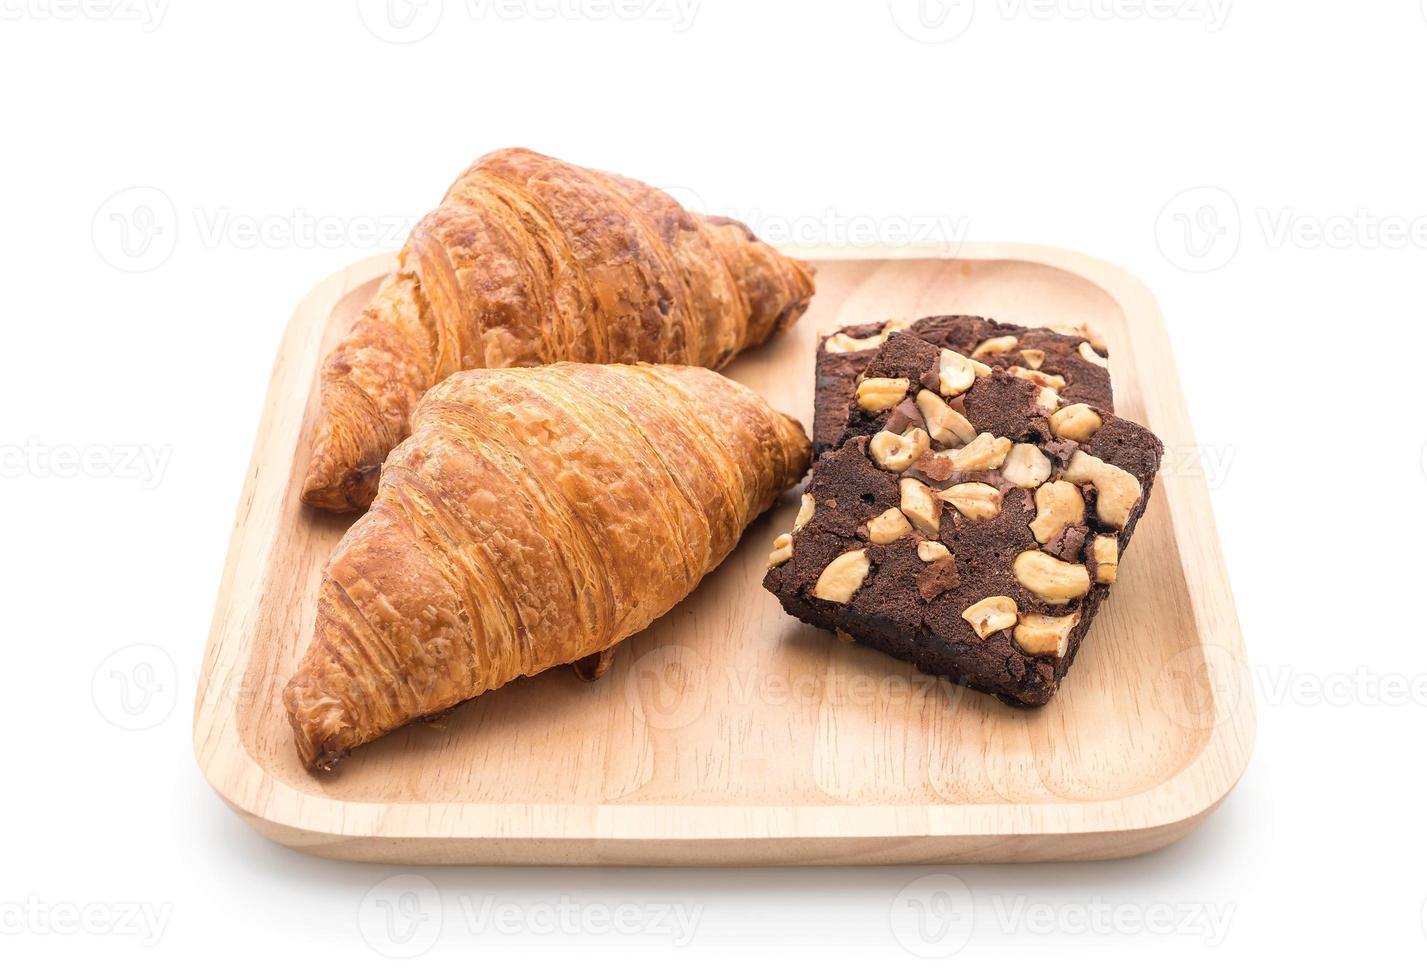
[283,361,811,770]
[302,147,816,512]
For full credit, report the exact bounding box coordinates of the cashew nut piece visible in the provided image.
[767,533,794,568]
[899,477,942,535]
[951,432,1012,472]
[1013,611,1081,656]
[813,549,871,603]
[824,332,881,353]
[970,335,1018,360]
[1019,348,1046,370]
[868,426,930,472]
[914,389,976,447]
[962,596,1019,639]
[1002,443,1051,489]
[1093,534,1119,583]
[794,493,815,531]
[1049,403,1103,443]
[1078,341,1109,368]
[937,481,1002,521]
[917,540,951,562]
[857,376,911,412]
[866,507,913,544]
[822,319,908,353]
[1029,480,1085,544]
[1009,366,1067,391]
[1062,450,1142,529]
[1047,322,1106,348]
[937,349,979,397]
[1013,551,1091,604]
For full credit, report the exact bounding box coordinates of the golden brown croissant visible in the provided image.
[302,147,815,512]
[284,361,811,770]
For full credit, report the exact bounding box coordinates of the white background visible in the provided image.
[2,0,1422,972]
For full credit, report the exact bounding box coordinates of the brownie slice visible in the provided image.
[765,331,1161,707]
[813,315,1112,456]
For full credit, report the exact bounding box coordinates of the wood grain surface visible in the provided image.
[193,242,1254,865]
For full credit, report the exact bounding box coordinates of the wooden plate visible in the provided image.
[194,242,1254,864]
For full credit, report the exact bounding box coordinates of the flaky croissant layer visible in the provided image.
[302,147,815,512]
[284,362,810,770]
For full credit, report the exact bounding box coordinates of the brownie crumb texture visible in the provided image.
[766,331,1162,707]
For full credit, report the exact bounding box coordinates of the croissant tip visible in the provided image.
[299,467,379,513]
[285,706,349,773]
[306,750,345,773]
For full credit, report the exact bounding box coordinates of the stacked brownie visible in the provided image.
[814,315,1113,455]
[765,329,1161,706]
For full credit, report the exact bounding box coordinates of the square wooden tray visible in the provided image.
[194,242,1254,864]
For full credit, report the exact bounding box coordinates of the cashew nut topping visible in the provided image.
[1002,443,1051,489]
[824,333,879,353]
[1035,385,1061,412]
[938,348,978,397]
[1078,341,1109,368]
[866,507,913,544]
[898,477,942,535]
[1009,366,1067,391]
[1093,534,1119,583]
[857,376,911,412]
[1019,349,1046,369]
[813,549,871,603]
[1012,551,1091,604]
[962,595,1019,639]
[1012,611,1081,656]
[917,540,951,562]
[1062,450,1142,529]
[868,426,931,472]
[794,493,815,531]
[767,533,794,568]
[914,389,976,446]
[970,335,1018,360]
[937,481,1002,521]
[822,319,909,353]
[1047,322,1106,348]
[1029,480,1085,544]
[951,432,1012,471]
[1049,403,1103,443]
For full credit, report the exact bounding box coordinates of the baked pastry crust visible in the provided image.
[302,147,815,512]
[284,361,810,770]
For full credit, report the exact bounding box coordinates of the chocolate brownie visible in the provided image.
[813,315,1112,456]
[765,331,1161,706]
